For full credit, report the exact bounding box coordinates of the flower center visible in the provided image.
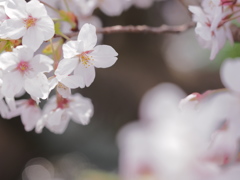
[17,61,30,73]
[27,99,36,106]
[24,16,37,29]
[57,96,69,109]
[78,51,93,67]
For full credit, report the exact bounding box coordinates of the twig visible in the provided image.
[63,22,196,38]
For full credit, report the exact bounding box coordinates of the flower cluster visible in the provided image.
[118,81,240,180]
[0,0,119,133]
[189,0,240,60]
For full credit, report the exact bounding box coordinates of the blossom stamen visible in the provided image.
[57,96,69,109]
[24,16,37,29]
[78,51,94,68]
[27,99,37,107]
[17,61,30,73]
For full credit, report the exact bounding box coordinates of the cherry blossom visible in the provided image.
[59,23,118,88]
[0,0,54,51]
[48,64,83,98]
[0,46,53,100]
[118,82,240,180]
[189,5,233,60]
[7,99,41,131]
[36,93,93,134]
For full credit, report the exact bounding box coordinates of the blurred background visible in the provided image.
[1,0,239,179]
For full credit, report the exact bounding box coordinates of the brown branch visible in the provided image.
[64,22,196,38]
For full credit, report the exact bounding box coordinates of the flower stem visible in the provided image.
[39,1,59,13]
[59,33,70,40]
[63,0,71,12]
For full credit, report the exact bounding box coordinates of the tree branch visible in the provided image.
[64,22,196,38]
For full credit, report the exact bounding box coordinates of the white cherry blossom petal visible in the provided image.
[0,19,26,39]
[14,45,34,62]
[5,97,16,112]
[91,45,118,68]
[78,23,97,50]
[61,75,84,89]
[74,63,96,87]
[24,73,49,99]
[0,100,10,119]
[22,26,44,51]
[28,54,53,78]
[4,0,27,19]
[0,51,18,71]
[2,71,23,98]
[48,76,58,92]
[25,0,48,18]
[35,16,54,40]
[21,105,41,131]
[63,41,84,58]
[57,83,71,98]
[46,109,70,134]
[55,58,79,79]
[220,59,240,93]
[69,95,93,125]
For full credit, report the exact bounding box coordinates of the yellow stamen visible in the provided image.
[78,52,93,68]
[24,16,37,29]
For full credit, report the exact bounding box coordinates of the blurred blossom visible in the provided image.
[21,155,118,180]
[139,83,186,124]
[22,158,63,180]
[163,31,211,74]
[117,83,240,180]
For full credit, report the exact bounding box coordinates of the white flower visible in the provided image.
[49,53,89,99]
[0,0,54,51]
[58,23,118,88]
[202,0,222,14]
[118,82,240,180]
[0,46,53,100]
[189,6,233,60]
[8,99,41,131]
[36,93,93,134]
